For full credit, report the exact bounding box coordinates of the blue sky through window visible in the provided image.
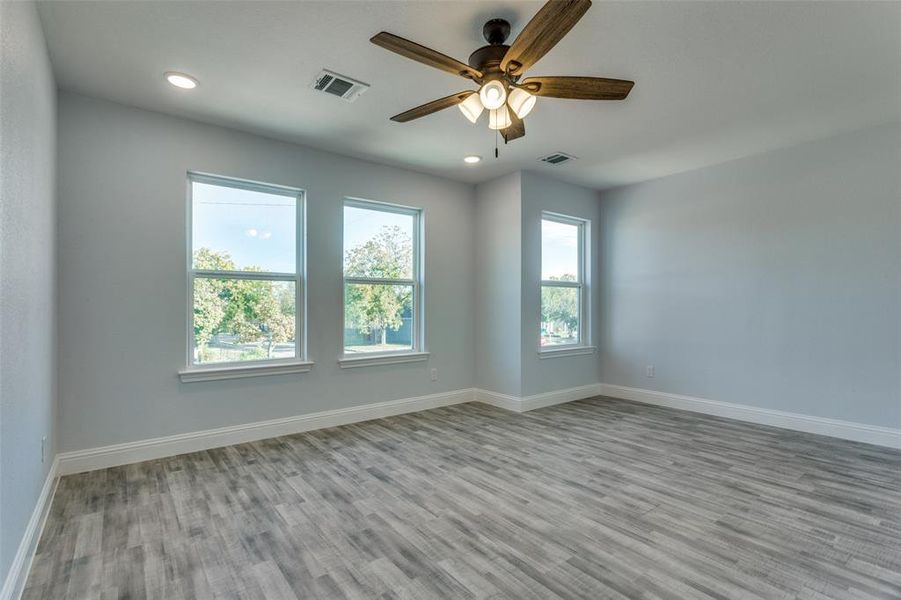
[542,219,580,280]
[344,204,414,275]
[192,182,296,273]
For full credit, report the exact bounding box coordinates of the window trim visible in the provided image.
[181,172,309,382]
[539,211,590,353]
[341,197,425,365]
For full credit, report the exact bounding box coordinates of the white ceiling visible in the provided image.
[38,1,901,189]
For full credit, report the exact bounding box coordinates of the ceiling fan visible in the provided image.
[370,0,633,144]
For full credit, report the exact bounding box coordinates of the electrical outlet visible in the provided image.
[645,365,655,378]
[430,368,438,382]
[41,436,47,463]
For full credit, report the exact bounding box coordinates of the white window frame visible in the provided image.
[339,197,427,368]
[179,172,311,382]
[539,211,594,358]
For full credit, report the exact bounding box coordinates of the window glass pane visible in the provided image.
[344,205,414,279]
[541,219,580,282]
[541,285,580,346]
[192,181,296,273]
[193,278,295,364]
[344,283,413,353]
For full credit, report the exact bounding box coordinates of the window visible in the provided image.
[342,199,423,361]
[540,213,588,349]
[184,173,306,377]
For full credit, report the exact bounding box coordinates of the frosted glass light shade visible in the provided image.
[479,80,507,110]
[488,105,512,130]
[458,93,484,123]
[507,87,536,119]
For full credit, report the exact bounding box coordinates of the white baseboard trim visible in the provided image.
[1,457,59,600]
[57,389,475,475]
[475,383,603,413]
[599,383,901,449]
[474,389,522,412]
[521,383,604,412]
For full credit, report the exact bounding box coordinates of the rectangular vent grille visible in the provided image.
[312,70,369,102]
[539,152,577,166]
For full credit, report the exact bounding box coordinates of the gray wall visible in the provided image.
[56,92,475,452]
[474,171,602,398]
[0,0,57,584]
[600,124,901,428]
[520,172,601,396]
[474,173,522,396]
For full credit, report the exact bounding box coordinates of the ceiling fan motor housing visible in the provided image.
[468,44,509,75]
[469,19,514,78]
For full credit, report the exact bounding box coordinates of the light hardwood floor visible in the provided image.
[23,397,901,599]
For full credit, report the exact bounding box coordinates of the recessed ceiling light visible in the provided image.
[165,71,198,89]
[463,155,482,164]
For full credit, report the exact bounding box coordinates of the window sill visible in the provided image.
[338,352,430,369]
[538,346,597,359]
[179,360,314,383]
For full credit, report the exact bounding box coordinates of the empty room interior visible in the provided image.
[2,1,900,598]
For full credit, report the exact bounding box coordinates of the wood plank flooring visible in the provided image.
[23,397,901,599]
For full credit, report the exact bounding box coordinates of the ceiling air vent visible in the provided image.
[539,152,577,166]
[312,69,370,102]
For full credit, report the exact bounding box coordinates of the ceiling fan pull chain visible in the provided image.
[495,128,499,158]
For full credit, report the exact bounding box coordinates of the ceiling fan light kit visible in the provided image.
[507,87,536,119]
[479,79,508,110]
[371,0,634,148]
[458,93,485,123]
[488,105,512,130]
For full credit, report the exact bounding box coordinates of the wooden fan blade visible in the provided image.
[502,111,525,143]
[520,76,634,100]
[500,0,592,75]
[390,91,475,123]
[371,32,482,80]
